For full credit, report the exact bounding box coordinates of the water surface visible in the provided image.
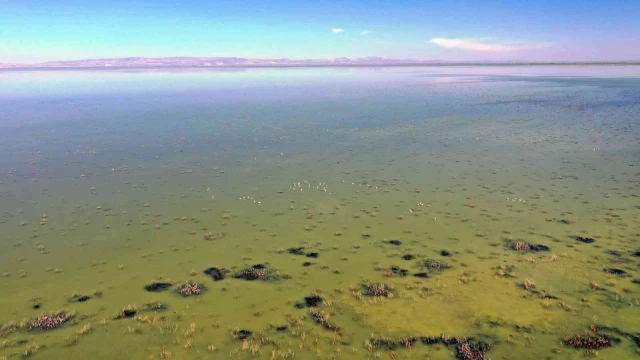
[1,66,639,359]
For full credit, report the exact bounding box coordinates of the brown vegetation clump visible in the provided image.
[362,282,393,297]
[513,241,530,252]
[29,311,75,331]
[423,259,450,271]
[309,310,339,331]
[563,334,614,350]
[177,282,203,296]
[456,340,488,360]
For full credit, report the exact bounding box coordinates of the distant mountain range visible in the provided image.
[1,57,639,69]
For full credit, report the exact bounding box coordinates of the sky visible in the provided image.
[1,0,640,63]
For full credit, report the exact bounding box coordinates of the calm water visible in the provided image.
[0,66,639,360]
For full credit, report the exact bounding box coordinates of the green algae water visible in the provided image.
[1,66,639,360]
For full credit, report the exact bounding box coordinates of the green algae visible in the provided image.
[0,66,639,359]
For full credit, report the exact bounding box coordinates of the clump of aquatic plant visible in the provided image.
[231,328,253,340]
[603,268,629,277]
[29,311,75,331]
[143,302,166,311]
[68,292,94,303]
[506,240,549,252]
[204,267,229,281]
[0,322,20,337]
[383,265,408,277]
[522,278,536,291]
[496,264,516,277]
[456,340,490,360]
[144,281,172,292]
[423,259,450,271]
[563,333,616,350]
[309,309,339,331]
[362,282,394,297]
[114,305,138,320]
[23,343,40,358]
[176,282,203,296]
[365,337,416,351]
[233,264,282,282]
[513,241,530,252]
[76,323,91,335]
[364,335,490,360]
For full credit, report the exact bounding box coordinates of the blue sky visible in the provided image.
[1,0,639,63]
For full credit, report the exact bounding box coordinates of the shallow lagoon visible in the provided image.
[0,66,639,359]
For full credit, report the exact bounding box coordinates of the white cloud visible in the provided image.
[360,30,370,35]
[427,37,552,52]
[332,28,344,34]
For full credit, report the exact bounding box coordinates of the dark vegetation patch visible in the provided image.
[575,236,595,244]
[303,262,313,267]
[595,325,640,347]
[632,250,640,257]
[506,240,549,252]
[306,252,319,258]
[384,265,408,277]
[295,295,324,309]
[386,240,401,246]
[204,267,229,281]
[114,309,137,320]
[605,249,623,257]
[402,254,415,260]
[69,293,95,303]
[287,247,305,255]
[114,302,165,320]
[413,272,430,278]
[604,268,630,277]
[233,264,283,281]
[144,282,172,292]
[541,294,560,300]
[304,295,323,307]
[440,250,452,257]
[232,329,253,340]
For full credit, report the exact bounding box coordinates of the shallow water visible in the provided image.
[0,66,639,360]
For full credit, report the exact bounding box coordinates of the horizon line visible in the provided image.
[2,56,640,70]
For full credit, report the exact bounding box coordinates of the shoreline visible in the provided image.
[2,62,640,71]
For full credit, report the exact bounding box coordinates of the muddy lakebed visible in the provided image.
[0,66,639,359]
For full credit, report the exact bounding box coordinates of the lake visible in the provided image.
[1,66,639,359]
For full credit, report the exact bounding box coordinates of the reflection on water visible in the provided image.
[1,66,639,359]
